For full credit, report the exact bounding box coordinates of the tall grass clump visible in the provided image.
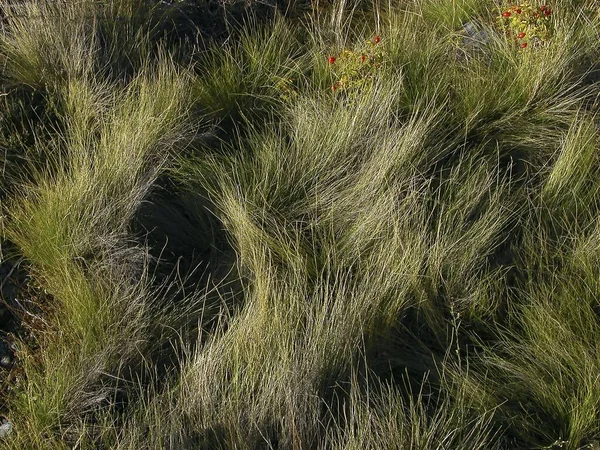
[0,0,97,90]
[192,17,306,139]
[2,47,197,446]
[165,77,512,446]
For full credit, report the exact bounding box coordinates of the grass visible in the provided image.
[0,0,600,448]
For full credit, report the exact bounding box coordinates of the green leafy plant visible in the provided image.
[327,36,385,96]
[498,3,555,48]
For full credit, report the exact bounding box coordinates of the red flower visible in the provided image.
[361,54,366,62]
[515,8,521,13]
[521,42,528,48]
[374,35,381,44]
[544,9,552,16]
[502,11,511,17]
[328,56,336,64]
[517,32,526,38]
[540,5,547,11]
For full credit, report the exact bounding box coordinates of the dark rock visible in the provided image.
[458,21,493,62]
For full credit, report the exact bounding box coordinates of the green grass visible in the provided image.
[0,0,600,448]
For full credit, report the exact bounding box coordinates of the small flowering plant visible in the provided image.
[498,3,554,49]
[273,75,298,103]
[327,36,385,96]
